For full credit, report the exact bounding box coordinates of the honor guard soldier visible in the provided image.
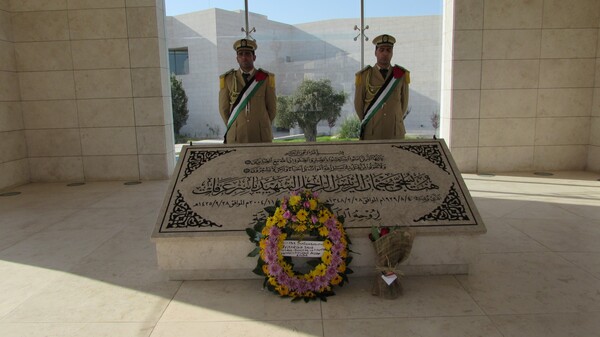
[219,38,277,144]
[354,34,410,140]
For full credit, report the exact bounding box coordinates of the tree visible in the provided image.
[275,79,346,142]
[170,74,189,138]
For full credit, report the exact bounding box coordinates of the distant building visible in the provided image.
[166,8,441,139]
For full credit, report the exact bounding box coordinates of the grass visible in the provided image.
[274,136,358,142]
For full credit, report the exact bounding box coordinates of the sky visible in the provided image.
[165,0,443,24]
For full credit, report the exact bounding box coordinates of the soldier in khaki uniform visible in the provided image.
[354,34,410,140]
[219,38,276,144]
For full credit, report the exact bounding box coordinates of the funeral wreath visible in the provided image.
[246,190,353,302]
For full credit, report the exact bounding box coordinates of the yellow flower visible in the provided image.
[289,195,301,206]
[294,224,307,233]
[276,285,289,296]
[321,251,332,264]
[259,239,267,250]
[318,209,333,223]
[309,199,317,210]
[318,226,329,236]
[296,209,308,222]
[262,264,269,275]
[331,275,343,285]
[268,277,278,286]
[337,263,346,273]
[323,239,333,250]
[314,263,327,276]
[276,217,287,227]
[274,207,284,218]
[265,216,276,229]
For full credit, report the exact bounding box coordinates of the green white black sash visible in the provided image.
[360,66,405,139]
[224,71,267,143]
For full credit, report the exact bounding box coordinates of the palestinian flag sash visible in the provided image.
[360,66,405,139]
[224,70,268,143]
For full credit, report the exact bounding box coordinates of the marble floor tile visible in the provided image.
[0,322,154,337]
[150,320,324,337]
[160,279,322,322]
[473,217,548,254]
[489,312,600,337]
[47,207,155,231]
[457,252,600,315]
[0,262,67,319]
[505,200,585,221]
[321,276,484,319]
[506,218,600,252]
[90,189,166,210]
[0,227,122,270]
[2,273,176,323]
[556,203,600,221]
[0,190,115,212]
[0,208,78,251]
[323,316,503,337]
[472,197,525,218]
[559,252,600,279]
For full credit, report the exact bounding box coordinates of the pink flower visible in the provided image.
[268,263,282,275]
[311,215,318,224]
[283,210,291,219]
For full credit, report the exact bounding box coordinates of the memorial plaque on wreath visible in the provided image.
[153,139,485,237]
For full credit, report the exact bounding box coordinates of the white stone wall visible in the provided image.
[0,0,29,190]
[591,10,600,171]
[2,0,175,187]
[446,0,600,173]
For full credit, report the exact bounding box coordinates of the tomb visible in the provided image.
[152,139,486,280]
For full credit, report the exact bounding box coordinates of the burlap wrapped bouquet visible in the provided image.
[370,227,415,299]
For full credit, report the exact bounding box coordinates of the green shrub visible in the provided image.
[337,116,361,139]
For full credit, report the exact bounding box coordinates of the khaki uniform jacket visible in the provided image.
[354,65,409,140]
[219,68,277,144]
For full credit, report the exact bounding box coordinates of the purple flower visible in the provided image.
[270,227,281,237]
[311,215,318,224]
[326,266,339,278]
[283,210,291,219]
[264,252,277,264]
[332,242,344,252]
[303,201,310,208]
[268,263,283,275]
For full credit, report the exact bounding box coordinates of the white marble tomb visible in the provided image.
[152,139,486,279]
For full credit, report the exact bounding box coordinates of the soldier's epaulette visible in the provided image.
[355,65,372,76]
[355,65,371,86]
[219,68,235,78]
[256,68,270,76]
[219,69,234,89]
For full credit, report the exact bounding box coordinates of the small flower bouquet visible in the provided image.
[246,190,353,302]
[369,226,415,299]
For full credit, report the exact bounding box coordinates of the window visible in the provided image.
[169,48,189,75]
